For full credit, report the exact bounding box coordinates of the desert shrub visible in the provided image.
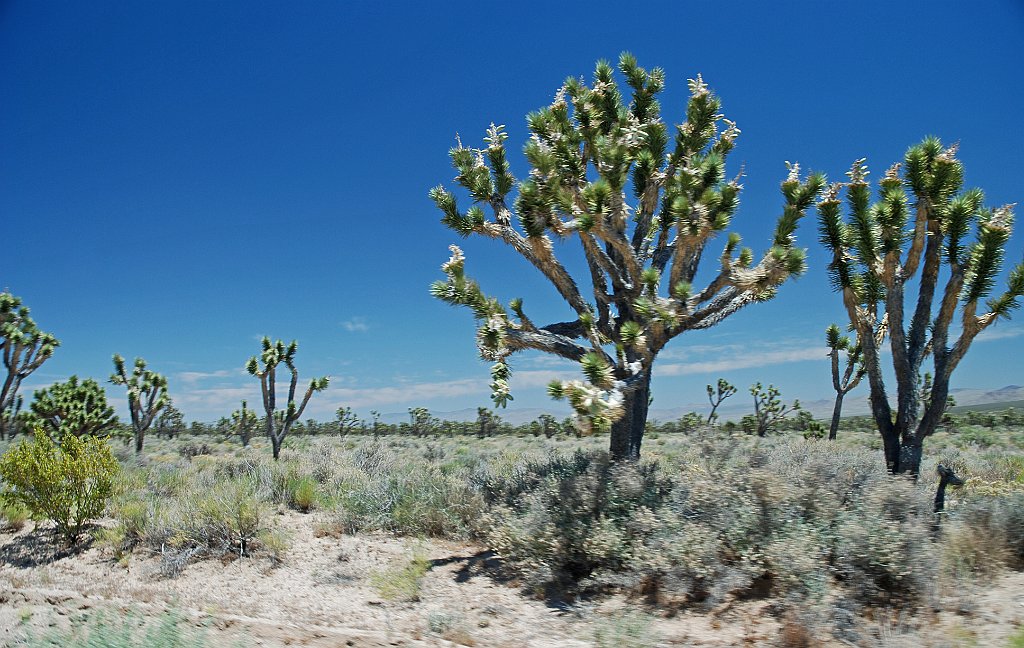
[592,610,661,648]
[483,451,673,595]
[481,438,950,607]
[331,459,484,538]
[175,480,264,555]
[178,443,211,460]
[426,611,475,646]
[943,491,1024,575]
[97,496,156,559]
[257,526,290,564]
[833,476,936,605]
[289,475,319,512]
[23,608,210,647]
[0,501,29,531]
[369,550,431,601]
[106,470,281,575]
[474,449,594,508]
[0,432,119,542]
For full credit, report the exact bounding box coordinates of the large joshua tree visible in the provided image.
[110,354,169,454]
[818,138,1024,475]
[1,292,59,440]
[246,337,328,460]
[430,54,823,459]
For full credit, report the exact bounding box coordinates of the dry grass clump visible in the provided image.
[942,491,1024,577]
[98,456,283,575]
[369,549,432,601]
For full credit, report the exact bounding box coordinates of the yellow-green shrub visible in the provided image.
[0,432,119,542]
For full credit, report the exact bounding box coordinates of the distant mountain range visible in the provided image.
[376,385,1024,425]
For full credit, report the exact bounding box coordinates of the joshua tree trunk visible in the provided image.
[828,393,844,441]
[609,372,651,461]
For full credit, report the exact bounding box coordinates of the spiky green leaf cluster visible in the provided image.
[28,376,118,440]
[819,139,1023,317]
[1,292,60,435]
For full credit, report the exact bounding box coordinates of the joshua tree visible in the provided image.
[246,337,328,460]
[706,378,737,424]
[431,54,823,460]
[1,292,59,440]
[28,376,118,439]
[933,464,965,514]
[476,407,501,438]
[538,413,559,438]
[407,406,438,437]
[825,324,866,440]
[109,355,169,454]
[231,400,259,447]
[154,399,185,439]
[818,139,1024,475]
[749,382,799,437]
[335,406,361,435]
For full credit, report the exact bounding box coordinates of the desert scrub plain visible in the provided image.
[0,415,1023,647]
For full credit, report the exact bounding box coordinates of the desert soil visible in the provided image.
[1,511,1022,647]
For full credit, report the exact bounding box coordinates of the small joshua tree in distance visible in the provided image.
[110,355,169,454]
[232,400,259,447]
[335,406,361,435]
[706,378,737,425]
[749,382,799,437]
[246,337,328,460]
[825,324,866,440]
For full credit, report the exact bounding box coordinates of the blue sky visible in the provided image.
[3,1,1023,422]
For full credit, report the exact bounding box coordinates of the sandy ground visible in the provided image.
[1,512,1022,647]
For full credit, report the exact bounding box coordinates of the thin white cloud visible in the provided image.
[655,344,827,377]
[510,368,579,388]
[657,342,745,361]
[341,317,369,332]
[176,369,236,385]
[172,386,255,412]
[318,378,486,410]
[975,324,1024,343]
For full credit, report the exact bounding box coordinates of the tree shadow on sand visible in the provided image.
[431,550,575,611]
[0,524,94,568]
[431,550,508,585]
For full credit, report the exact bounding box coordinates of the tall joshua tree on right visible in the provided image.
[818,138,1024,475]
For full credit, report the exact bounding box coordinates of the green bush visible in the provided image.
[24,609,210,647]
[0,432,119,543]
[0,501,29,531]
[369,550,431,601]
[289,476,318,512]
